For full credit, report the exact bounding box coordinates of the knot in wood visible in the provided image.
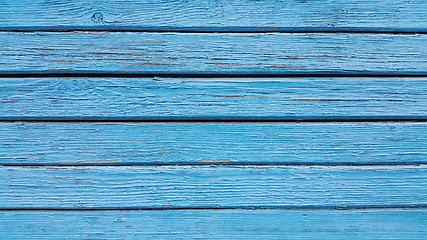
[91,12,104,24]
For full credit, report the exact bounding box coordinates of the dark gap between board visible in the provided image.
[1,116,426,122]
[2,162,426,167]
[2,71,427,78]
[1,204,426,211]
[1,26,427,34]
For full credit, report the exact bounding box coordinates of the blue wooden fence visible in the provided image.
[0,0,426,238]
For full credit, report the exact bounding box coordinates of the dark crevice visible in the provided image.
[1,204,426,211]
[1,26,427,34]
[0,116,426,122]
[1,71,427,78]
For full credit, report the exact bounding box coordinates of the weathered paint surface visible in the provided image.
[1,165,426,208]
[0,0,426,27]
[1,32,426,72]
[1,210,426,239]
[1,78,426,117]
[0,122,425,165]
[1,0,426,238]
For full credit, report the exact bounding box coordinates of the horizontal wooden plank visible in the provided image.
[1,78,426,117]
[1,32,426,72]
[0,0,426,27]
[0,122,425,165]
[1,210,426,239]
[1,165,426,208]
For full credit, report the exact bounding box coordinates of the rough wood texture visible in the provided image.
[1,122,425,165]
[0,0,426,27]
[1,78,426,117]
[1,32,426,72]
[1,0,426,238]
[1,165,426,208]
[1,210,426,239]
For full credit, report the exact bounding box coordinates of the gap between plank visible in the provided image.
[1,71,427,78]
[1,204,426,211]
[1,116,426,122]
[2,162,426,167]
[1,26,427,34]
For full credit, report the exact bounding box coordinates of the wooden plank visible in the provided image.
[0,0,426,27]
[0,122,425,165]
[1,165,426,208]
[1,210,426,239]
[1,78,426,117]
[1,32,426,72]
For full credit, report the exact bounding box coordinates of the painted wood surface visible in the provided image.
[1,210,426,239]
[1,32,426,72]
[1,78,427,117]
[0,0,426,27]
[1,165,426,208]
[0,123,427,165]
[0,122,425,165]
[1,0,426,238]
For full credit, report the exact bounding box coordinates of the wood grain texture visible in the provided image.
[0,0,426,27]
[1,210,426,239]
[2,1,426,239]
[1,165,426,208]
[0,122,425,165]
[1,78,427,117]
[1,32,426,72]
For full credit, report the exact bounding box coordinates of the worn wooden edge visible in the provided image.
[1,26,427,34]
[1,122,425,165]
[1,165,426,208]
[1,33,426,72]
[1,0,427,28]
[1,209,425,239]
[2,77,426,118]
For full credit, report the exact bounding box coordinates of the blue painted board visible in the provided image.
[0,0,426,27]
[1,165,426,208]
[1,32,426,72]
[0,122,425,165]
[1,210,426,239]
[1,78,426,117]
[1,0,426,238]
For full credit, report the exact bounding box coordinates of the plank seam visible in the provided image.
[2,71,427,78]
[2,162,426,167]
[1,116,426,122]
[1,26,427,34]
[1,205,426,211]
